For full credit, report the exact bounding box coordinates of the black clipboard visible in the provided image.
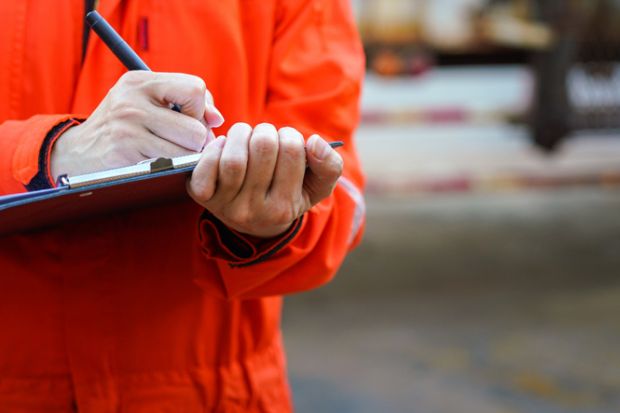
[0,156,198,236]
[0,141,343,236]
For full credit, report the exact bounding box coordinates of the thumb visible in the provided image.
[203,91,225,128]
[304,134,344,206]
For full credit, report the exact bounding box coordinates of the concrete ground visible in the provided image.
[283,191,620,413]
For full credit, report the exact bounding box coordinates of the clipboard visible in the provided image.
[0,153,201,236]
[0,141,343,236]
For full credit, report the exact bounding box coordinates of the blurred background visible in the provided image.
[282,1,620,412]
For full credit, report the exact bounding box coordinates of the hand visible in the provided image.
[51,71,224,178]
[188,123,344,238]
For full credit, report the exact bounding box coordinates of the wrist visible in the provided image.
[223,219,296,240]
[199,210,305,267]
[50,121,82,180]
[25,118,82,191]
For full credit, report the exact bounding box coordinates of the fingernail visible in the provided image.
[205,103,225,128]
[311,135,331,160]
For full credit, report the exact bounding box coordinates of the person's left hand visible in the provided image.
[187,122,343,238]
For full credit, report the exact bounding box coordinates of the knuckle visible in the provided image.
[189,84,205,98]
[229,207,252,228]
[220,155,246,176]
[190,179,214,202]
[272,205,296,226]
[188,121,208,147]
[279,135,304,159]
[251,133,277,157]
[119,70,147,86]
[188,76,207,97]
[107,92,144,119]
[106,89,124,108]
[203,140,223,161]
[115,104,146,121]
[194,120,208,136]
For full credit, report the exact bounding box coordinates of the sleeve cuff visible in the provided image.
[199,209,305,268]
[25,118,82,191]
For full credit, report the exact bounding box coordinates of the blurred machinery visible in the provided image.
[355,0,552,73]
[354,0,620,151]
[530,0,620,150]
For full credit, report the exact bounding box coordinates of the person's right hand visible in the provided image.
[51,71,224,179]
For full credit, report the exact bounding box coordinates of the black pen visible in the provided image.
[86,11,344,150]
[86,11,182,112]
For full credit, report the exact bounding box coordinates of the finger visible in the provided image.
[204,129,217,149]
[143,72,208,120]
[215,122,252,201]
[204,91,225,128]
[270,127,306,201]
[304,134,344,206]
[145,106,208,152]
[241,123,279,194]
[187,137,227,204]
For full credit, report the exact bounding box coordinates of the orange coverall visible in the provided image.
[0,1,365,412]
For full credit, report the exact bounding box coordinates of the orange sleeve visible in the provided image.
[196,0,366,299]
[0,115,79,195]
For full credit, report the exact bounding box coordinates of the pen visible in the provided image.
[86,11,344,151]
[86,11,182,112]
